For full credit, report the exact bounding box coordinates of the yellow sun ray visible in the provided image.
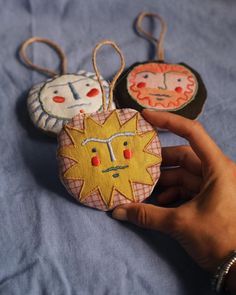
[57,146,79,162]
[64,164,83,180]
[64,125,84,146]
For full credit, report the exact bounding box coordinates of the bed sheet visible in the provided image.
[0,0,235,294]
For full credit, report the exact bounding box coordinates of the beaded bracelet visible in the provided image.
[212,250,236,293]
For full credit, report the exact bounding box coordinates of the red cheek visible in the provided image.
[91,156,100,166]
[137,82,146,88]
[175,87,182,93]
[53,96,65,103]
[123,149,132,159]
[86,88,99,97]
[80,109,85,113]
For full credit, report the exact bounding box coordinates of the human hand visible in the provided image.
[112,110,236,291]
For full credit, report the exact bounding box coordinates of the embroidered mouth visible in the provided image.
[112,173,120,178]
[67,103,91,109]
[102,165,129,173]
[149,93,170,99]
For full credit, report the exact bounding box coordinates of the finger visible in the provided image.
[112,203,175,233]
[142,110,223,167]
[157,186,193,205]
[161,145,202,176]
[159,168,202,193]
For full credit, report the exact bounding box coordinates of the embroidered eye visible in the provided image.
[86,88,99,97]
[86,83,90,87]
[92,148,97,153]
[123,141,128,146]
[143,74,149,78]
[175,87,182,93]
[91,156,100,166]
[137,82,146,88]
[123,149,132,159]
[177,78,182,82]
[53,96,65,103]
[53,90,58,94]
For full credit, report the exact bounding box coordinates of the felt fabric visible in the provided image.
[28,71,109,135]
[0,0,235,294]
[58,109,161,210]
[114,61,207,119]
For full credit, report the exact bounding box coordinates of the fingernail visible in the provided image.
[112,207,128,221]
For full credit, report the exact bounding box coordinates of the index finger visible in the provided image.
[142,110,224,166]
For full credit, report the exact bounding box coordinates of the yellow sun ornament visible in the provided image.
[57,40,162,211]
[57,108,161,210]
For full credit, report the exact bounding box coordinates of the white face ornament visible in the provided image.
[27,71,109,135]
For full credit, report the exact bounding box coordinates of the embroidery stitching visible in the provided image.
[102,165,129,173]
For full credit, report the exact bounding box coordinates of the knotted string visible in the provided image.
[19,37,68,77]
[136,12,167,61]
[92,40,125,111]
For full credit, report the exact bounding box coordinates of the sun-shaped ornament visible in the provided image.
[114,12,207,120]
[57,40,162,211]
[19,37,110,135]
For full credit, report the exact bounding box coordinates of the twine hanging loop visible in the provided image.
[136,12,167,61]
[92,40,125,111]
[19,36,68,77]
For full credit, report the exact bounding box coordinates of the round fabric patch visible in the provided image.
[57,108,162,211]
[114,61,207,119]
[27,71,109,135]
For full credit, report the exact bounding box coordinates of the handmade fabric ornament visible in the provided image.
[57,40,162,211]
[19,37,109,135]
[114,12,207,119]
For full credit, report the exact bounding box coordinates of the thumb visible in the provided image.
[112,203,176,233]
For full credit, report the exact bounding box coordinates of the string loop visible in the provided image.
[92,40,125,111]
[19,37,68,77]
[136,12,167,61]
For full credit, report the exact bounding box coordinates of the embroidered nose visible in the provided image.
[107,142,116,162]
[157,76,167,90]
[68,82,81,100]
[158,83,166,90]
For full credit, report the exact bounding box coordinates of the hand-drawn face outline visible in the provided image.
[127,63,198,111]
[27,71,109,134]
[58,110,161,210]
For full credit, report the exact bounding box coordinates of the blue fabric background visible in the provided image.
[0,0,235,294]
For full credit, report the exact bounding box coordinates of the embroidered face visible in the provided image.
[127,63,198,111]
[57,109,161,211]
[27,71,109,134]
